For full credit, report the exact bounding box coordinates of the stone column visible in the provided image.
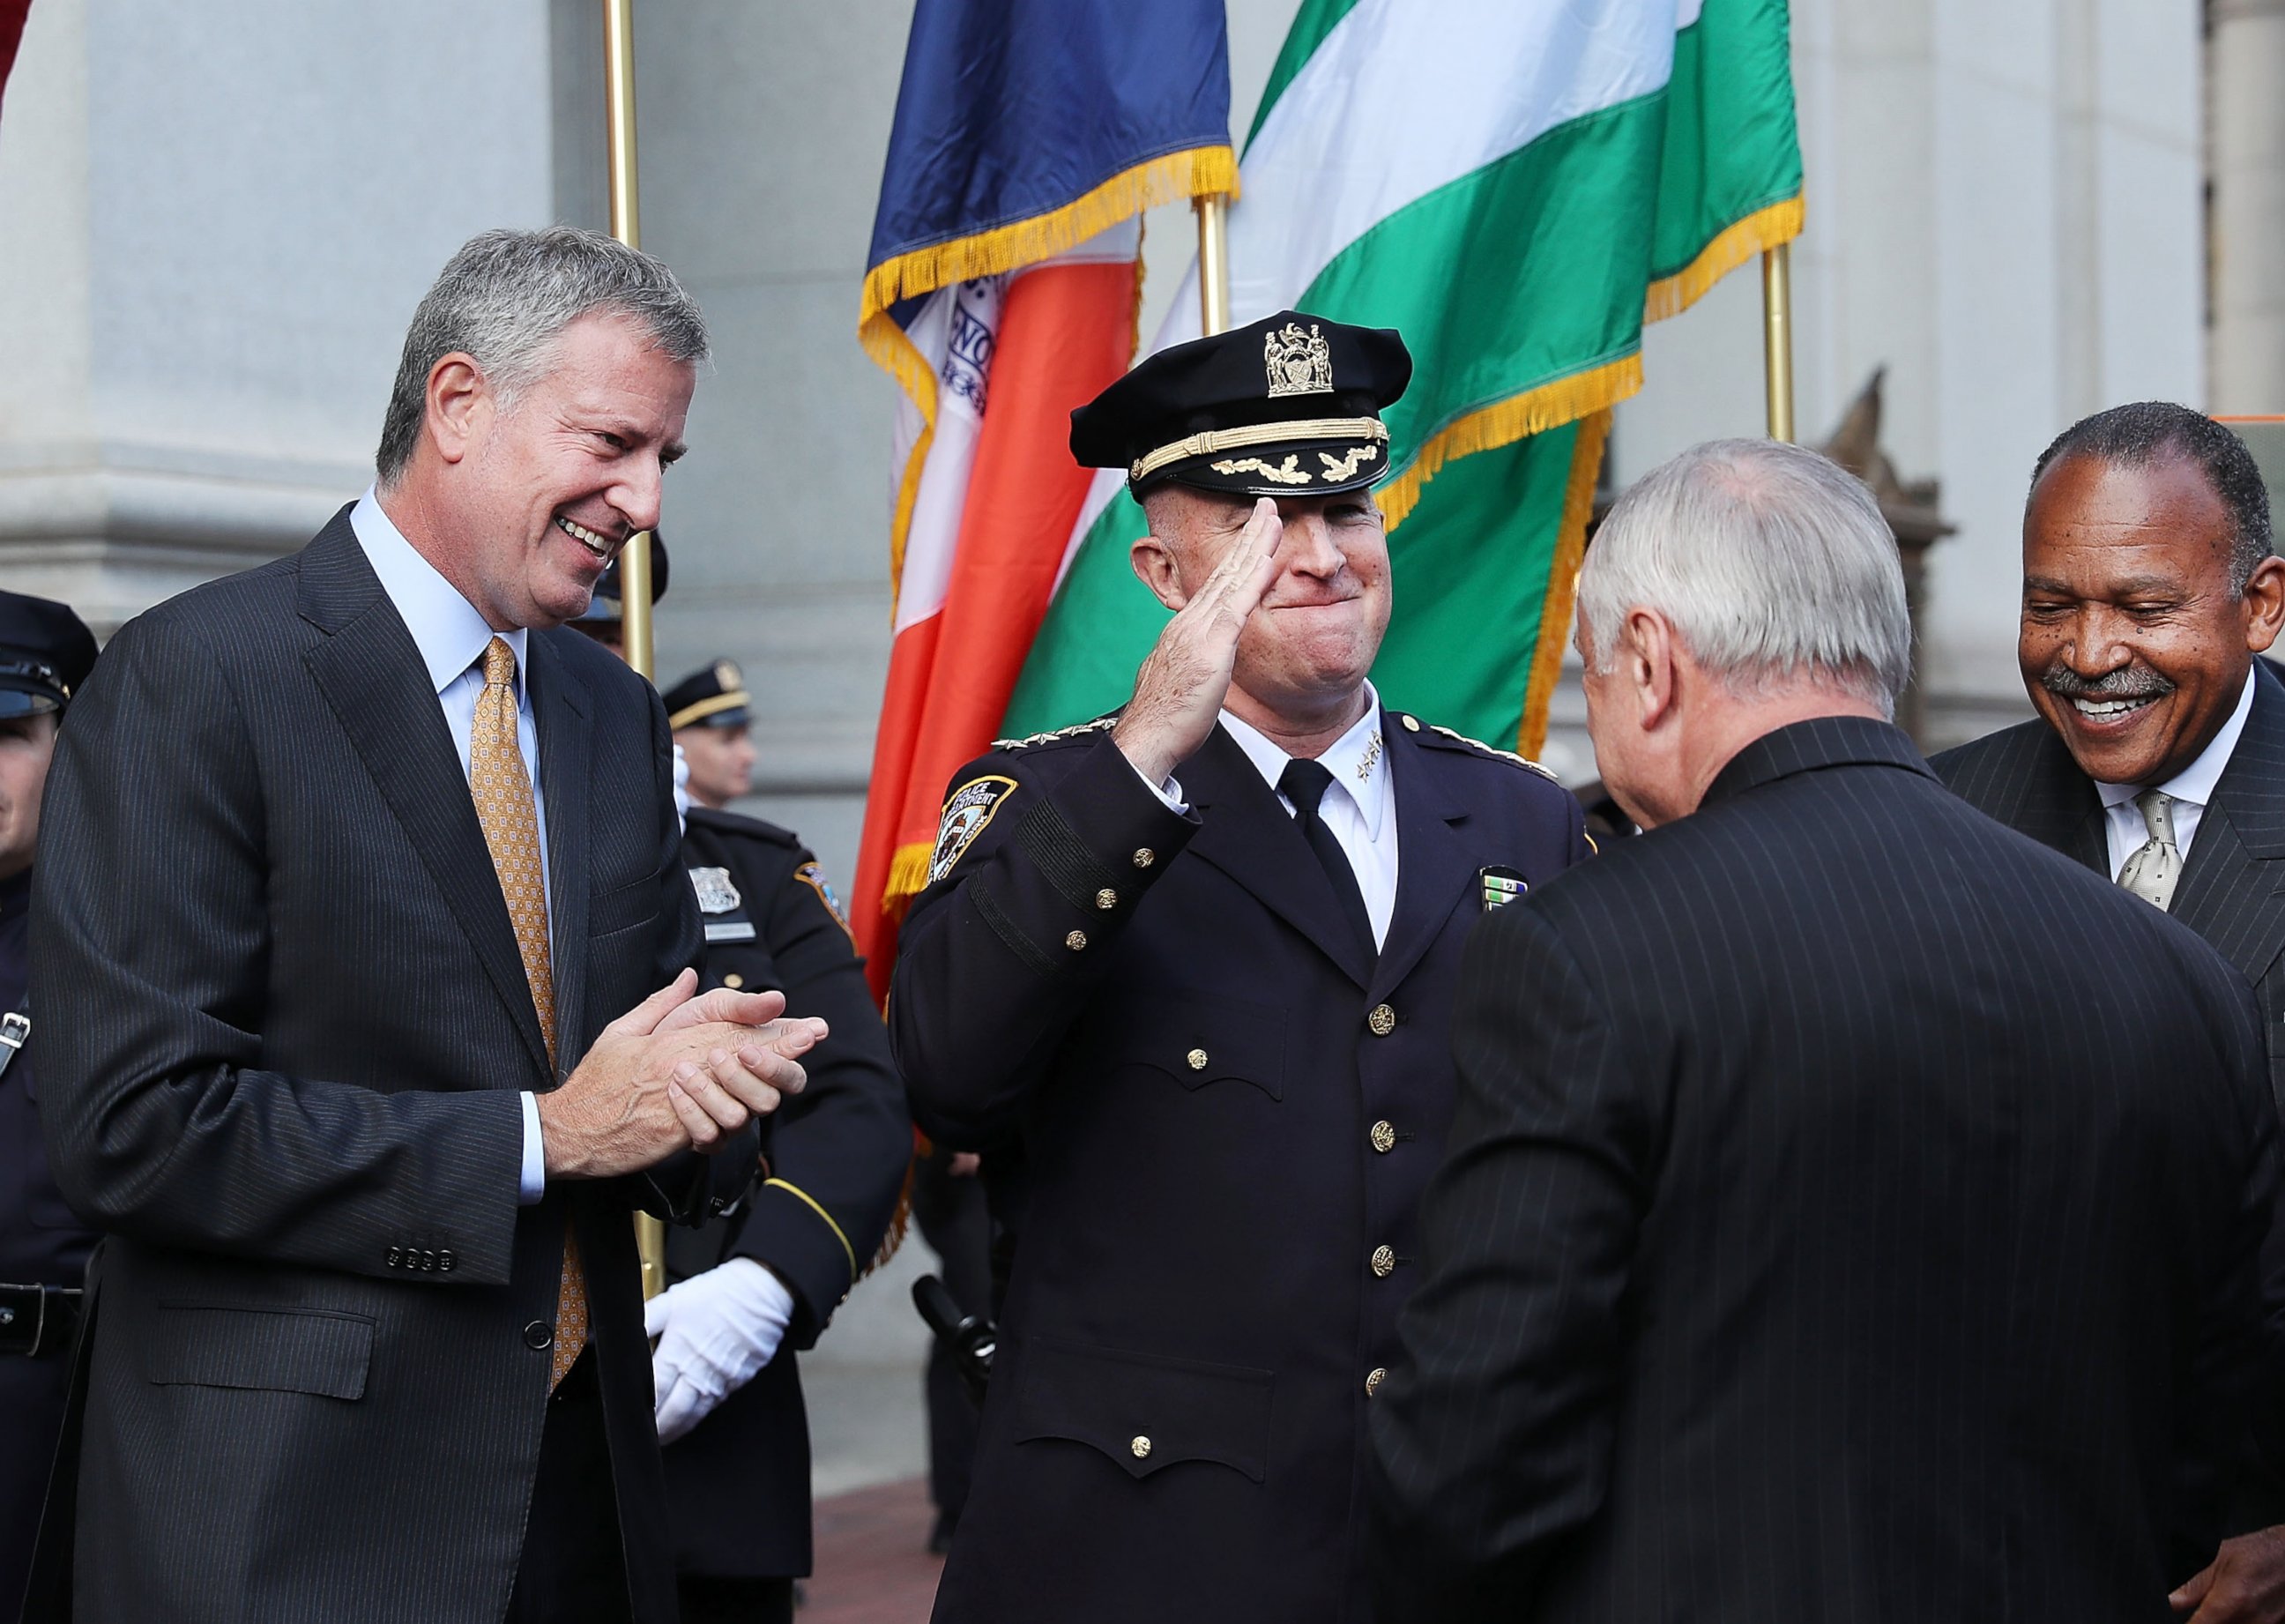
[2211,0,2285,411]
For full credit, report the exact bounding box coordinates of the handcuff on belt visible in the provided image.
[0,1002,86,1359]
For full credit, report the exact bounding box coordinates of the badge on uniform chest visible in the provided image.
[1478,866,1528,912]
[689,866,757,942]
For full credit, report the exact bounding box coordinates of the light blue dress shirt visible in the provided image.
[350,489,551,1203]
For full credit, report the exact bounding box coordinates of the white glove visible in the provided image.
[672,742,691,832]
[645,1257,794,1443]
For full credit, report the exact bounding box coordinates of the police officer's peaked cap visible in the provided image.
[1070,309,1411,499]
[663,658,751,732]
[0,591,98,719]
[577,530,673,624]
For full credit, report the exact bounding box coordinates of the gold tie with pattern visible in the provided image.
[470,637,588,1389]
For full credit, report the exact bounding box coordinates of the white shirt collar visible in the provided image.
[1217,682,1388,838]
[350,488,528,696]
[2094,664,2257,812]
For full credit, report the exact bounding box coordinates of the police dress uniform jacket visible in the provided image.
[1370,718,2283,1624]
[1934,659,2285,1113]
[889,711,1589,1624]
[0,865,97,1617]
[662,807,911,1581]
[26,509,741,1624]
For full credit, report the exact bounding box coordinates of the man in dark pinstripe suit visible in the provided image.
[25,230,819,1624]
[1373,439,2281,1623]
[1934,403,2285,1623]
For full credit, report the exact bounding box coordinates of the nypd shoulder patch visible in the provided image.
[796,860,853,940]
[929,774,1018,884]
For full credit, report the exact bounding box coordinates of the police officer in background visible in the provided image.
[0,592,100,1613]
[891,311,1592,1622]
[663,659,759,811]
[576,568,912,1624]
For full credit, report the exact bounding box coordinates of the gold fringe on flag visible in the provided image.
[1379,354,1641,532]
[882,838,934,913]
[1517,410,1610,758]
[859,145,1238,620]
[1642,193,1805,324]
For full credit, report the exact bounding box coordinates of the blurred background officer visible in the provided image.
[890,311,1590,1623]
[664,659,758,811]
[0,591,97,1616]
[1932,403,2285,1622]
[580,586,912,1624]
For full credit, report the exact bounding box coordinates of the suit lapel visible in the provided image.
[1183,726,1374,990]
[531,630,592,1073]
[2006,727,2109,876]
[296,518,554,1081]
[2173,667,2285,987]
[1371,722,1472,999]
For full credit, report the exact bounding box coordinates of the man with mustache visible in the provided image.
[889,310,1590,1622]
[26,227,818,1624]
[1934,400,2285,1622]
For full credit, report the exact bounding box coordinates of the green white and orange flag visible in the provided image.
[1001,0,1804,751]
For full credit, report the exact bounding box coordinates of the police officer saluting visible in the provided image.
[0,592,99,1613]
[572,560,911,1624]
[891,311,1590,1622]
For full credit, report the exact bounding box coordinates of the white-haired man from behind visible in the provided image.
[1370,438,2284,1624]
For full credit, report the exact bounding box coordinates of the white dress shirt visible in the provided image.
[1149,684,1400,949]
[2095,665,2256,880]
[350,489,551,1203]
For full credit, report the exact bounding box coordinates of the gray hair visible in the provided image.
[376,227,708,486]
[1579,438,1911,714]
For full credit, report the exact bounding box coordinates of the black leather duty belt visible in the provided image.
[0,1282,82,1358]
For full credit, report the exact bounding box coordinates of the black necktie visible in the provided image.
[1278,756,1376,957]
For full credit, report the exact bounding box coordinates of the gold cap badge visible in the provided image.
[1264,322,1333,399]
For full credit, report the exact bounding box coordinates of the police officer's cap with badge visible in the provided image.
[662,659,751,735]
[0,592,99,720]
[1069,307,1413,499]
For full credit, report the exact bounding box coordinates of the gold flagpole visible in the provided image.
[1761,242,1795,443]
[1195,195,1232,337]
[601,0,669,1304]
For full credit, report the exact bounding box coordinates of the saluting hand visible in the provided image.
[537,969,825,1179]
[1113,497,1284,786]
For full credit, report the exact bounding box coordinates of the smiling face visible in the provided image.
[419,310,695,630]
[2020,451,2284,786]
[1148,483,1393,722]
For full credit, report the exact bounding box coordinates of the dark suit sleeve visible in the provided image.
[889,734,1198,1148]
[1368,901,1656,1622]
[728,850,910,1345]
[30,610,525,1285]
[625,689,755,1227]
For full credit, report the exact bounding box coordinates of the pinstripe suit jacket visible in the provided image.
[1933,661,2285,1117]
[25,510,723,1624]
[1371,717,2280,1624]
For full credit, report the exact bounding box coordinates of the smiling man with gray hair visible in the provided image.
[27,227,819,1624]
[1370,438,2282,1624]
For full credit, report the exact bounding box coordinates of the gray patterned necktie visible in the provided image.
[2118,788,2184,912]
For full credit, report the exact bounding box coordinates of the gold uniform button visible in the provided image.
[1366,1367,1387,1397]
[1129,1434,1152,1459]
[721,972,745,990]
[1371,1245,1396,1278]
[1095,888,1119,910]
[1187,1048,1209,1071]
[1400,714,1420,733]
[1370,1121,1396,1154]
[1066,930,1088,951]
[1367,1003,1397,1036]
[1132,848,1155,869]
